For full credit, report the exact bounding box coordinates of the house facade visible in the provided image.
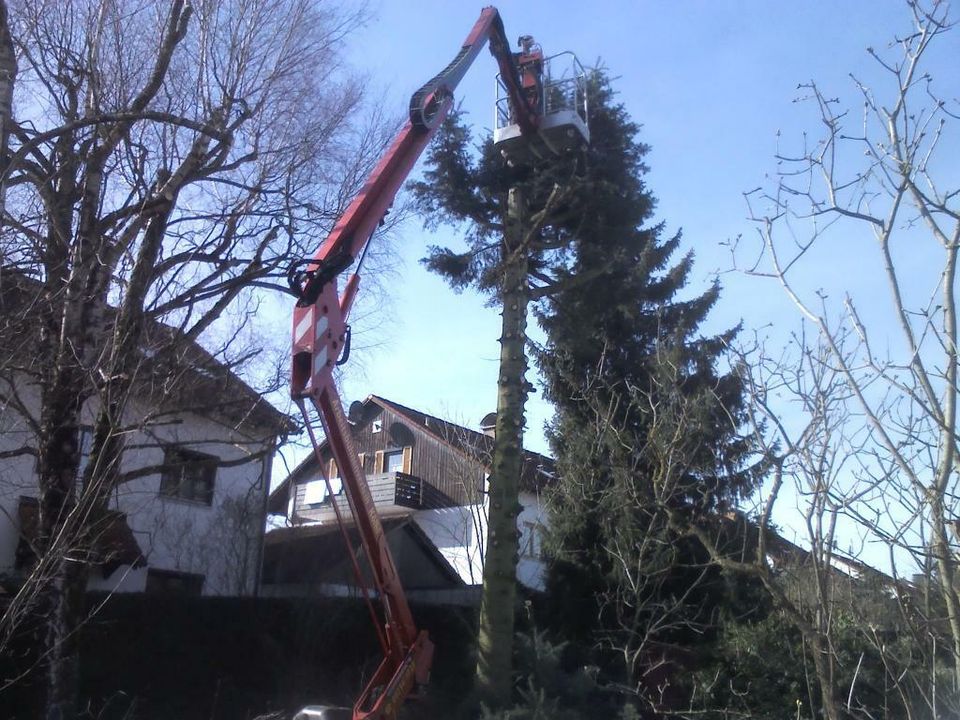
[0,337,290,597]
[263,395,553,603]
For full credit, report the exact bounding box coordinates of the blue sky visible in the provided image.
[256,0,960,578]
[319,0,932,458]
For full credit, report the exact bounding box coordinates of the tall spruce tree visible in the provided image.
[534,78,764,709]
[413,71,762,713]
[411,104,585,710]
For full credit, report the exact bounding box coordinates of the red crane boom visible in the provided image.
[289,8,544,720]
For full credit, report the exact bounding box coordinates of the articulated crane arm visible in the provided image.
[288,8,542,720]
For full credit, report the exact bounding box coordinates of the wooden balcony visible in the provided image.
[295,471,454,524]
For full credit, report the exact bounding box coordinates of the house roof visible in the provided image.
[720,510,901,589]
[265,508,416,544]
[137,317,295,434]
[268,394,556,513]
[0,267,294,434]
[262,515,465,588]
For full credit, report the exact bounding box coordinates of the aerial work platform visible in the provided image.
[493,42,589,163]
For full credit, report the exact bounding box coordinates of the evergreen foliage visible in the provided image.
[412,78,590,709]
[477,630,638,720]
[529,75,768,708]
[411,108,583,300]
[412,69,766,712]
[535,75,759,513]
[411,70,599,712]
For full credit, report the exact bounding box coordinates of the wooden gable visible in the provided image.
[288,401,488,521]
[346,404,487,506]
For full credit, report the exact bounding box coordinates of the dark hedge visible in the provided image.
[0,593,478,720]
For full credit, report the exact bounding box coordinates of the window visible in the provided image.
[159,447,216,505]
[302,455,348,508]
[146,568,204,596]
[378,447,411,474]
[302,479,327,506]
[384,449,404,474]
[302,477,342,506]
[521,521,543,559]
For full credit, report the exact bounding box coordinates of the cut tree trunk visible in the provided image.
[475,187,529,710]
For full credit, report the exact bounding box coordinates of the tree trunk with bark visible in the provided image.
[0,0,14,216]
[475,186,529,710]
[35,274,90,720]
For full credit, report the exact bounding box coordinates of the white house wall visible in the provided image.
[412,488,547,591]
[0,377,42,582]
[100,396,271,596]
[414,504,486,586]
[0,376,273,596]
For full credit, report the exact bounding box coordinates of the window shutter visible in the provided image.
[357,453,366,472]
[402,446,412,474]
[374,450,385,473]
[328,458,338,479]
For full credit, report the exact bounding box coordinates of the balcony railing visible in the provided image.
[297,471,453,523]
[394,472,455,510]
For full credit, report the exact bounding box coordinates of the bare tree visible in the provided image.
[708,334,899,720]
[730,0,960,715]
[0,0,14,216]
[0,0,396,716]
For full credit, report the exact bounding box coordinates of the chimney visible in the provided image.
[479,412,497,438]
